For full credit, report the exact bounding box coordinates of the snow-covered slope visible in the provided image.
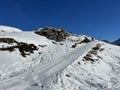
[0,26,120,90]
[0,25,22,32]
[45,42,120,90]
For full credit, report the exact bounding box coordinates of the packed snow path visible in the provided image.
[0,41,97,90]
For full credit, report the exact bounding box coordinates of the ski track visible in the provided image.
[0,41,97,90]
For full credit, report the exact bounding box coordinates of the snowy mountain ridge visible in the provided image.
[113,38,120,46]
[0,26,120,90]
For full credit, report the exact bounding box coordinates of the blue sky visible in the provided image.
[0,0,120,41]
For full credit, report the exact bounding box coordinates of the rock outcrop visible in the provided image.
[35,27,70,42]
[0,38,38,57]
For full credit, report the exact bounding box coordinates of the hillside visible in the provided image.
[0,26,120,90]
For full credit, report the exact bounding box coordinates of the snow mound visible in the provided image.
[0,25,22,32]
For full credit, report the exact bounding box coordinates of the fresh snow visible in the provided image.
[0,26,120,90]
[45,42,120,90]
[0,41,97,90]
[0,25,22,32]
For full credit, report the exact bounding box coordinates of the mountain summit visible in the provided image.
[0,26,120,90]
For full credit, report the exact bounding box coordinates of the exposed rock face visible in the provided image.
[80,37,91,43]
[35,27,70,42]
[0,38,18,44]
[0,38,38,57]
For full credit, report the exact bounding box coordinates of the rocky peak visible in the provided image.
[35,27,70,42]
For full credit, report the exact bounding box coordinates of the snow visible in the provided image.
[0,26,120,90]
[0,31,51,45]
[0,41,97,90]
[0,25,22,32]
[45,42,120,90]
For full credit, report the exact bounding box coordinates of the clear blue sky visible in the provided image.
[0,0,120,41]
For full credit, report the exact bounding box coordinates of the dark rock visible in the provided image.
[80,37,91,44]
[0,38,38,57]
[66,74,71,77]
[78,62,80,65]
[92,44,101,51]
[38,45,47,48]
[0,38,18,44]
[71,43,77,48]
[35,27,70,42]
[32,83,39,86]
